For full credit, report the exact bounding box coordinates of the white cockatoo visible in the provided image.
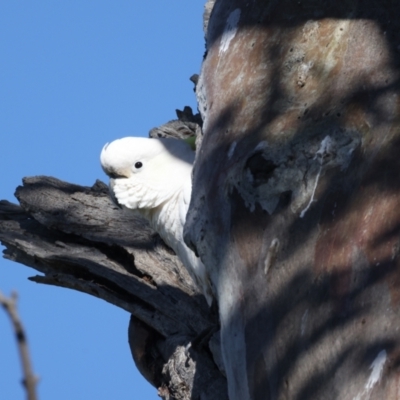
[100,137,213,306]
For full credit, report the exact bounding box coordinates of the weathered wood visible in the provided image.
[3,177,205,335]
[186,1,400,399]
[0,175,227,399]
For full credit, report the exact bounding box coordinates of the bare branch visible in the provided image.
[0,290,39,400]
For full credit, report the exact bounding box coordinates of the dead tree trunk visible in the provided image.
[3,1,400,400]
[185,1,400,399]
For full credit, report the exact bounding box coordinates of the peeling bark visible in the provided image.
[186,1,400,399]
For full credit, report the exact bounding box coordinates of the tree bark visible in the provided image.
[3,1,400,399]
[185,1,400,399]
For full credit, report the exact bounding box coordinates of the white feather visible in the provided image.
[101,137,214,306]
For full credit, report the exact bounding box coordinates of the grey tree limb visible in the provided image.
[0,105,227,399]
[0,105,228,399]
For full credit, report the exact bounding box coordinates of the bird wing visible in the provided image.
[112,178,176,210]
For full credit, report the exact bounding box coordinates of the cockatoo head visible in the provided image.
[100,137,195,210]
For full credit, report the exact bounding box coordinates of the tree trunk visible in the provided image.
[186,1,400,399]
[3,1,400,399]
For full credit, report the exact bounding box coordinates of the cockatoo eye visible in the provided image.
[135,162,143,169]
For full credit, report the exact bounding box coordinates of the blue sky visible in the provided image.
[0,2,205,399]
